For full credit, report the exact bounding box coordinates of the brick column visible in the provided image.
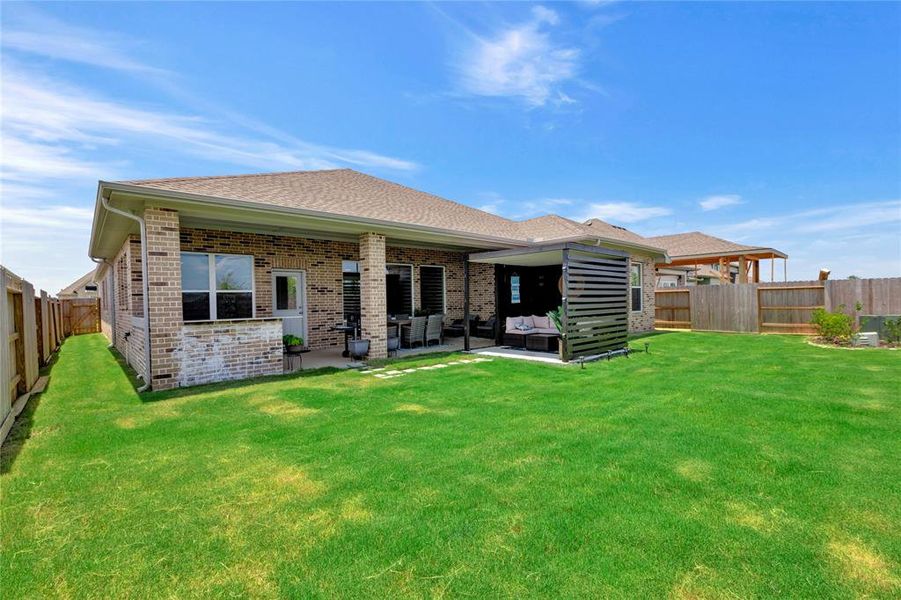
[144,207,182,390]
[359,232,387,359]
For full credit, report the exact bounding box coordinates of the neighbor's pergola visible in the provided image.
[463,242,630,361]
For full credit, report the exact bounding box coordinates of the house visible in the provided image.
[89,169,669,390]
[58,270,99,299]
[645,232,788,287]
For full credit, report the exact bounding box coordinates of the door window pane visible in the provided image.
[215,255,252,290]
[216,292,253,319]
[275,275,298,311]
[182,292,211,321]
[181,254,210,290]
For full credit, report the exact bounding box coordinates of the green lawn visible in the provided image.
[2,333,899,598]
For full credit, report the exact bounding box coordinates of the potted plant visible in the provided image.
[282,334,305,353]
[348,338,370,360]
[547,305,565,360]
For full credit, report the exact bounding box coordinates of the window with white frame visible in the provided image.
[630,263,643,312]
[181,253,254,321]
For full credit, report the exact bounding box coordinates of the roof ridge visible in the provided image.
[119,168,353,185]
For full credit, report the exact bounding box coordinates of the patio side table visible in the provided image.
[525,333,559,353]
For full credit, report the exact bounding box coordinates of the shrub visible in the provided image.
[810,307,853,343]
[883,318,901,344]
[283,334,304,347]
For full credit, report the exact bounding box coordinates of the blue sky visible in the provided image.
[1,1,899,292]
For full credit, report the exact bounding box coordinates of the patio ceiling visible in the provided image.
[468,242,629,267]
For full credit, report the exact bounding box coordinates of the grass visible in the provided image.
[2,332,899,598]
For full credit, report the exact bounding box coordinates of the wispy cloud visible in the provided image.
[699,194,743,211]
[719,200,901,236]
[574,201,673,223]
[1,9,171,76]
[451,6,582,107]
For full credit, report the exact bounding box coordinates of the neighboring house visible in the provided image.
[58,270,99,299]
[656,264,736,287]
[645,232,787,287]
[89,169,669,390]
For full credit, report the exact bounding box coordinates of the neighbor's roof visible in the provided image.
[58,270,96,296]
[646,231,786,259]
[110,169,667,257]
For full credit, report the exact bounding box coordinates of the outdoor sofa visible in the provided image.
[503,315,560,348]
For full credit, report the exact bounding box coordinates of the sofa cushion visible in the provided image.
[505,316,523,333]
[520,315,535,328]
[532,315,551,329]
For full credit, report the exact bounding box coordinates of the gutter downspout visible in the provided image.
[94,196,152,392]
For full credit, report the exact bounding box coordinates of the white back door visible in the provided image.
[272,270,307,343]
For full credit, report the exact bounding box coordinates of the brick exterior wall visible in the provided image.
[126,316,147,379]
[628,254,656,332]
[176,319,283,387]
[144,207,183,390]
[98,235,149,381]
[179,227,356,350]
[359,232,388,359]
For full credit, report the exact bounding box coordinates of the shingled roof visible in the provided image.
[116,169,667,257]
[121,169,522,241]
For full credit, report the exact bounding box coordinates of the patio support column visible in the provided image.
[738,256,748,284]
[463,256,470,351]
[359,232,387,359]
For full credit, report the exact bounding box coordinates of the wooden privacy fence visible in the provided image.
[62,298,101,336]
[654,277,901,334]
[654,289,691,329]
[2,265,71,444]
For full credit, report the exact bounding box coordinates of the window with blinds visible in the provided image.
[386,264,413,316]
[342,261,360,323]
[419,266,445,314]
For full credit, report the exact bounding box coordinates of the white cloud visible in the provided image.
[2,9,170,76]
[0,205,94,229]
[453,6,581,107]
[699,194,743,211]
[575,201,673,223]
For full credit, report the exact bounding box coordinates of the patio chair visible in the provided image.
[425,314,445,346]
[401,316,426,348]
[476,315,497,338]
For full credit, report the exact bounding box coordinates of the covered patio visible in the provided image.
[462,242,630,362]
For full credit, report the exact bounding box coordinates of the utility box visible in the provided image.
[853,332,879,347]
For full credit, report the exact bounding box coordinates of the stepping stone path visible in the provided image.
[362,357,493,379]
